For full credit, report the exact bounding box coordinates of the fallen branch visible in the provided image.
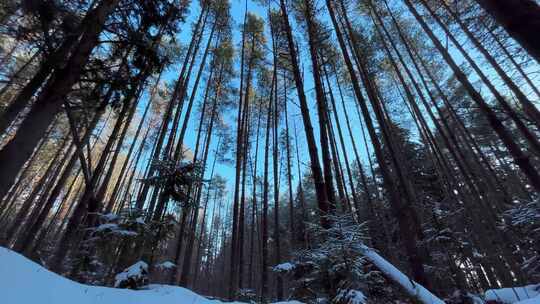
[358,245,445,304]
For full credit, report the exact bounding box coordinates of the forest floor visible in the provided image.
[0,246,539,304]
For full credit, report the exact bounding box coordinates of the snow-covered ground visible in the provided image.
[485,284,540,304]
[2,245,539,304]
[0,247,300,304]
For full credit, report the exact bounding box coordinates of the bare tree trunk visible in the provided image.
[320,67,350,212]
[169,62,224,284]
[416,0,540,140]
[479,17,540,99]
[402,0,540,192]
[93,90,142,213]
[0,34,78,134]
[228,3,248,297]
[272,64,284,302]
[178,98,218,287]
[50,75,135,272]
[435,0,540,126]
[0,50,40,104]
[3,136,69,246]
[261,85,272,301]
[248,98,262,286]
[173,22,217,160]
[303,1,337,213]
[136,5,208,208]
[278,0,331,229]
[0,0,119,203]
[326,0,431,287]
[105,71,162,212]
[282,83,295,240]
[474,0,540,62]
[322,67,360,215]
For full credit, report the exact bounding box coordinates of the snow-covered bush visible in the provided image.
[114,261,149,289]
[500,199,540,281]
[66,211,145,284]
[334,289,367,304]
[236,288,257,302]
[91,211,144,239]
[71,208,175,285]
[274,214,392,304]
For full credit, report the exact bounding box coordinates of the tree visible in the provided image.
[474,0,540,62]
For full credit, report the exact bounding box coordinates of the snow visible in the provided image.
[348,290,366,304]
[114,261,148,287]
[99,213,119,222]
[156,261,177,269]
[485,284,540,304]
[93,223,138,237]
[515,298,540,304]
[273,262,295,272]
[0,247,302,304]
[95,223,118,231]
[336,289,366,304]
[357,245,445,304]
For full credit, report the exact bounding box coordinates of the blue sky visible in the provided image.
[132,0,540,216]
[155,0,363,202]
[133,0,329,217]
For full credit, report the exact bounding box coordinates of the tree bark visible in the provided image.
[402,0,540,193]
[278,0,331,229]
[0,0,119,203]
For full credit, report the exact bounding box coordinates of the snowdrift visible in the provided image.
[2,245,539,304]
[485,284,540,304]
[0,247,298,304]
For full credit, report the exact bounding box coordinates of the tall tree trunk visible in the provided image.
[192,136,221,288]
[0,0,119,202]
[228,3,248,297]
[303,1,337,213]
[272,63,284,302]
[435,0,540,126]
[479,17,540,99]
[278,0,331,229]
[474,0,540,62]
[282,82,295,240]
[178,98,218,287]
[320,68,349,212]
[173,22,217,160]
[415,0,540,141]
[3,136,69,246]
[237,84,251,290]
[402,0,540,193]
[326,0,431,287]
[50,75,136,272]
[15,93,112,253]
[169,62,224,284]
[105,85,154,212]
[0,120,55,208]
[93,89,143,214]
[322,66,361,217]
[248,98,262,287]
[0,29,80,134]
[136,5,208,208]
[261,88,272,302]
